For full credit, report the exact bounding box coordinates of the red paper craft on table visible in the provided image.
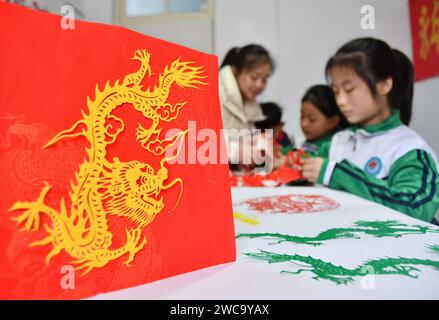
[230,149,307,187]
[239,194,340,214]
[0,3,235,299]
[409,0,439,81]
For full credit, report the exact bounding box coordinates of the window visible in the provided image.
[117,0,214,53]
[124,0,209,18]
[168,0,207,14]
[125,0,165,17]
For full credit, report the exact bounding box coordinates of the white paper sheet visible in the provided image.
[93,187,439,299]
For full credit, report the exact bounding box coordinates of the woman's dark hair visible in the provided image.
[325,37,414,126]
[220,44,275,74]
[302,85,349,130]
[254,102,282,129]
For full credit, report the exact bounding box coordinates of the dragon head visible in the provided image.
[100,161,169,227]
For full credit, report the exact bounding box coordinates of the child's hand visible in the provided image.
[274,143,281,158]
[273,153,285,170]
[301,157,324,183]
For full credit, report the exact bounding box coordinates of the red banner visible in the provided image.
[409,0,439,81]
[0,3,235,299]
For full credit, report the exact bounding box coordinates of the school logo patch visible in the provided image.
[364,157,382,176]
[302,142,318,154]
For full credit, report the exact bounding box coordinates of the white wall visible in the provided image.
[117,1,213,53]
[214,0,280,101]
[119,16,213,53]
[412,76,439,158]
[214,0,439,155]
[82,0,114,24]
[27,0,439,154]
[21,0,114,24]
[27,0,211,52]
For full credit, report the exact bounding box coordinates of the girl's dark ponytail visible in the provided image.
[220,47,241,69]
[391,49,414,126]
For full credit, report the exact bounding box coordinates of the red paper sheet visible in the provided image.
[0,3,235,299]
[409,0,439,81]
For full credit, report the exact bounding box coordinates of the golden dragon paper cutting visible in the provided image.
[8,49,206,275]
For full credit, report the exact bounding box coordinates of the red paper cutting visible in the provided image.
[409,0,439,81]
[240,194,340,214]
[230,149,306,187]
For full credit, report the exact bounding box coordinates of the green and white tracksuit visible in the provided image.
[317,112,439,223]
[302,132,335,158]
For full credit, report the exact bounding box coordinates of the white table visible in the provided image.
[93,187,439,299]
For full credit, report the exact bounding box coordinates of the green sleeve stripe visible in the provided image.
[412,152,437,208]
[337,150,433,201]
[334,150,437,209]
[389,150,434,202]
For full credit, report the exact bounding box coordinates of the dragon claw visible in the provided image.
[335,277,355,285]
[123,228,147,266]
[9,182,52,232]
[10,202,41,232]
[76,260,96,276]
[132,49,152,74]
